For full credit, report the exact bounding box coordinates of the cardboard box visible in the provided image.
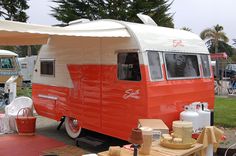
[138,119,169,140]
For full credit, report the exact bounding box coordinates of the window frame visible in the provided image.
[117,51,142,82]
[200,54,211,78]
[0,57,15,70]
[146,51,164,82]
[164,52,201,80]
[40,58,55,77]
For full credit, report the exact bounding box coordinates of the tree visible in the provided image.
[207,40,233,57]
[200,24,229,53]
[51,0,174,28]
[200,24,229,78]
[0,0,29,22]
[0,0,37,57]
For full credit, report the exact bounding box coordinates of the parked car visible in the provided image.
[224,64,236,77]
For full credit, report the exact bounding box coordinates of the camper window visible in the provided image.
[200,55,211,77]
[147,51,162,80]
[21,63,27,69]
[165,53,200,79]
[0,58,14,69]
[118,53,141,81]
[40,59,55,76]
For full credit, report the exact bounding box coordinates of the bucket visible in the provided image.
[15,108,36,135]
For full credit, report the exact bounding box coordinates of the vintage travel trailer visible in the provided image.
[18,55,37,83]
[0,50,21,88]
[0,16,214,140]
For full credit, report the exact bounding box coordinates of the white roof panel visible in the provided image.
[123,22,209,54]
[0,18,209,54]
[0,50,18,56]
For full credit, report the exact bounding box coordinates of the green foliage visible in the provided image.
[17,87,32,98]
[214,97,236,127]
[16,45,41,57]
[0,0,29,22]
[206,40,234,57]
[200,24,229,43]
[230,48,236,62]
[51,0,174,28]
[200,24,230,56]
[0,0,31,57]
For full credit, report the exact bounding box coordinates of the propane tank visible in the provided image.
[180,105,200,133]
[197,102,211,130]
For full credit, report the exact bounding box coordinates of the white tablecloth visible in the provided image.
[0,114,15,134]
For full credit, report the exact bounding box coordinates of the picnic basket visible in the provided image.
[15,107,36,135]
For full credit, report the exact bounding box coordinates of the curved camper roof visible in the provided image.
[121,21,209,53]
[0,18,208,54]
[65,20,209,53]
[0,49,18,56]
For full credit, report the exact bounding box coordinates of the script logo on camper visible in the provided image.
[123,89,140,99]
[173,40,184,47]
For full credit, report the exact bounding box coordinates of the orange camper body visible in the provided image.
[32,20,214,140]
[0,17,214,140]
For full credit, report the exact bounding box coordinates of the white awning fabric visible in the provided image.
[0,20,130,46]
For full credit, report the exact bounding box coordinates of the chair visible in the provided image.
[3,96,33,133]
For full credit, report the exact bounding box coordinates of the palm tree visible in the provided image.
[200,24,229,79]
[200,24,229,54]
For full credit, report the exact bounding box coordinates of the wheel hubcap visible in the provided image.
[68,118,80,133]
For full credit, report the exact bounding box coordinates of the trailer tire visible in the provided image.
[65,117,82,139]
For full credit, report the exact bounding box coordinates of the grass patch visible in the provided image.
[17,87,32,97]
[214,97,236,127]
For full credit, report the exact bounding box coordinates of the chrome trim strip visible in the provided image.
[38,94,58,100]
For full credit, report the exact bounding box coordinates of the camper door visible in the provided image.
[101,51,147,139]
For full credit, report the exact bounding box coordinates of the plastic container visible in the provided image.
[173,121,193,144]
[139,127,153,155]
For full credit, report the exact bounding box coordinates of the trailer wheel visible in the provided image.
[65,117,82,139]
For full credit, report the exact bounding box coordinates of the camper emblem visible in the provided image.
[123,89,140,99]
[173,40,184,47]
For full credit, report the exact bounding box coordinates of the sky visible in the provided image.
[26,0,236,45]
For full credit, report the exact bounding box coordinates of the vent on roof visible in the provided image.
[137,13,157,26]
[68,19,90,25]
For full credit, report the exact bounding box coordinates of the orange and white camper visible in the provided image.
[0,16,214,140]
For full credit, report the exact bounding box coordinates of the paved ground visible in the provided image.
[35,115,236,155]
[0,112,236,155]
[35,115,128,154]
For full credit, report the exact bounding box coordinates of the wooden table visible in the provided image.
[98,142,203,156]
